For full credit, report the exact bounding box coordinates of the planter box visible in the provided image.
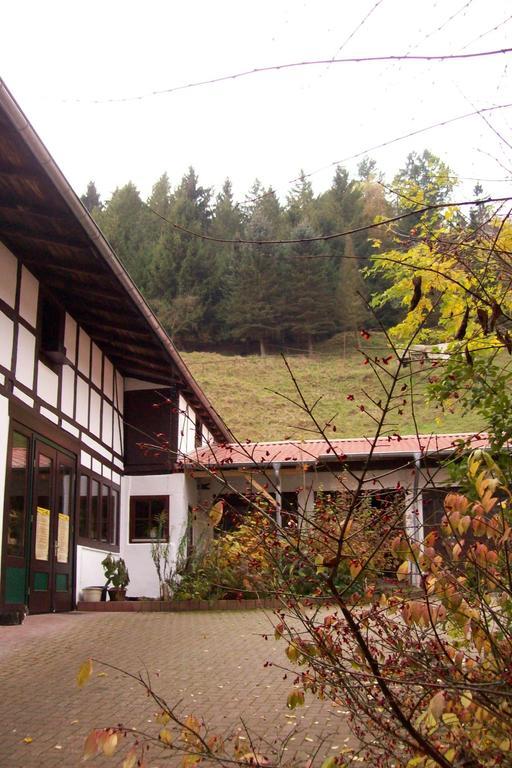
[76,597,283,613]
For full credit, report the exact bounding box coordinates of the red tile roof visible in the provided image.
[187,432,489,468]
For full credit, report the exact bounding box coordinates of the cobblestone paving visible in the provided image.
[0,611,351,768]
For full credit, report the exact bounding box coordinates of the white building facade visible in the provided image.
[0,80,230,614]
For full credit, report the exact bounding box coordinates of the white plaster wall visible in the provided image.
[61,366,75,417]
[76,546,109,599]
[115,372,124,413]
[120,473,192,598]
[78,328,90,376]
[103,358,114,401]
[18,266,39,327]
[37,361,58,407]
[15,326,36,389]
[91,344,102,388]
[76,377,89,427]
[102,402,113,448]
[0,242,17,308]
[0,311,13,370]
[202,426,213,446]
[89,390,101,437]
[64,313,77,363]
[178,395,196,456]
[0,394,10,578]
[113,411,123,455]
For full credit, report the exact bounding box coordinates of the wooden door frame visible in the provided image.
[1,417,78,613]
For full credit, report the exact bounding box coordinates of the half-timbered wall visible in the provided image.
[0,241,124,480]
[0,240,126,603]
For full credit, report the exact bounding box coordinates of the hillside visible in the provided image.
[182,334,484,442]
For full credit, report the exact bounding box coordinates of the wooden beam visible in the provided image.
[91,335,165,362]
[0,221,89,249]
[0,165,41,181]
[23,258,103,279]
[47,278,125,302]
[83,318,149,338]
[117,367,179,386]
[0,198,70,222]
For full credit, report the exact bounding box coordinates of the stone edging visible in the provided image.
[77,598,283,612]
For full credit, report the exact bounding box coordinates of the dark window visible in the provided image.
[111,489,119,546]
[124,388,177,473]
[7,432,30,558]
[129,496,169,542]
[39,295,65,366]
[195,418,203,448]
[100,485,109,541]
[281,491,299,529]
[90,480,99,540]
[77,472,120,549]
[79,475,89,538]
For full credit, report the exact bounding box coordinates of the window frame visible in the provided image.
[77,469,120,551]
[129,495,170,543]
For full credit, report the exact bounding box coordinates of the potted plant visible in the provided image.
[102,554,130,601]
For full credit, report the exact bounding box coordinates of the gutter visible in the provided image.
[0,79,232,444]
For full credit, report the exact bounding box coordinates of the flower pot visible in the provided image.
[82,587,104,603]
[108,587,127,601]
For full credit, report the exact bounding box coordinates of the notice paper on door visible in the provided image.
[35,506,50,561]
[57,513,69,563]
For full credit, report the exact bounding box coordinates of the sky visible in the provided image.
[1,0,511,204]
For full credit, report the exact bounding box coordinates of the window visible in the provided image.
[129,496,169,542]
[39,295,66,366]
[77,471,119,549]
[281,491,299,529]
[7,432,30,558]
[195,418,203,448]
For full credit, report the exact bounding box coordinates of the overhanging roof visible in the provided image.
[0,79,231,443]
[188,432,490,469]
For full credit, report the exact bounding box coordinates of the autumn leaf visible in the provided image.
[102,732,118,757]
[159,728,173,745]
[22,736,33,744]
[77,658,93,688]
[122,747,138,768]
[208,500,224,526]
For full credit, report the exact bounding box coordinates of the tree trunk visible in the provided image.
[308,335,314,357]
[259,338,266,357]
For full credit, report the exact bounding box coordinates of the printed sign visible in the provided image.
[35,506,50,561]
[57,513,70,563]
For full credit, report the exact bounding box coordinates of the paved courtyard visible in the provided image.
[0,610,352,768]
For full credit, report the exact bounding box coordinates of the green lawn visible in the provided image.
[182,334,484,442]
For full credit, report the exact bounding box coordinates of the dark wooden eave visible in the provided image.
[0,79,232,443]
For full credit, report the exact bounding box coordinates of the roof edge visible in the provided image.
[0,79,232,443]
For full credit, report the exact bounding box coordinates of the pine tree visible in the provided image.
[283,222,336,355]
[81,181,102,213]
[336,235,369,333]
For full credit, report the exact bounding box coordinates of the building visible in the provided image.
[188,433,488,584]
[0,79,231,613]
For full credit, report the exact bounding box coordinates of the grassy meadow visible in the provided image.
[182,334,484,442]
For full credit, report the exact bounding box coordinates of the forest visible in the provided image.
[80,150,481,354]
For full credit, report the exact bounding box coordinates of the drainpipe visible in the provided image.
[272,462,282,527]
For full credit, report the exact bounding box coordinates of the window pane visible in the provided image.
[131,497,169,541]
[79,475,89,537]
[101,485,109,541]
[7,432,29,557]
[57,463,73,564]
[134,499,150,539]
[111,489,119,545]
[91,480,99,540]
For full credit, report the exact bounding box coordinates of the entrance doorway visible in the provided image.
[2,426,76,614]
[29,441,75,613]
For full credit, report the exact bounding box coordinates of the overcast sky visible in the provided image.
[1,0,511,203]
